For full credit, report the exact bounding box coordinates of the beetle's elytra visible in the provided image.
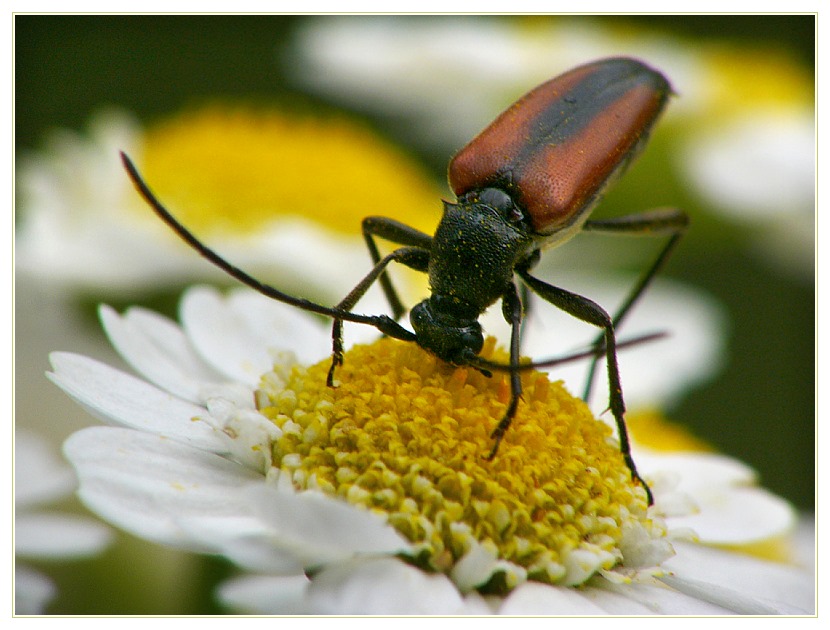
[449,57,672,238]
[121,56,689,505]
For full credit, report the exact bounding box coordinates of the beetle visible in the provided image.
[121,56,688,505]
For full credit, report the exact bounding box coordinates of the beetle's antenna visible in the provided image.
[466,330,666,373]
[120,151,414,340]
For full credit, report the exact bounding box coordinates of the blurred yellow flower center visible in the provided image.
[138,105,441,236]
[703,48,813,117]
[256,337,656,588]
[626,410,713,453]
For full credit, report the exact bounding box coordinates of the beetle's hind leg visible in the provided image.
[580,207,688,402]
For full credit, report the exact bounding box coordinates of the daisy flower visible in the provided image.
[15,430,113,614]
[49,287,812,615]
[15,104,442,300]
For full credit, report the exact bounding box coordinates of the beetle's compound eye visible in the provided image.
[458,325,485,356]
[477,187,524,224]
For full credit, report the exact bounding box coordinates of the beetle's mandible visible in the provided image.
[121,56,690,505]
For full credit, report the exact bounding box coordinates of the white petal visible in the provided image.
[217,218,400,313]
[216,574,310,614]
[637,451,758,491]
[292,18,546,151]
[15,110,160,291]
[682,110,815,218]
[588,578,734,614]
[15,565,56,615]
[498,581,608,614]
[306,557,468,615]
[175,515,304,575]
[248,485,411,565]
[638,451,797,544]
[561,547,616,586]
[450,540,526,593]
[661,575,808,615]
[99,304,225,403]
[662,542,814,614]
[14,430,76,507]
[457,591,498,614]
[180,285,388,389]
[666,486,795,545]
[63,427,261,550]
[225,288,332,364]
[213,535,306,575]
[48,352,226,453]
[577,583,659,614]
[618,521,675,568]
[180,286,296,385]
[793,513,816,572]
[209,405,281,473]
[15,513,111,559]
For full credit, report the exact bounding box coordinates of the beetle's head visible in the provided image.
[409,296,484,365]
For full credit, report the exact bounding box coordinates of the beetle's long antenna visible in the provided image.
[120,152,415,341]
[465,330,666,373]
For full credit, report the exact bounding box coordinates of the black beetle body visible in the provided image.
[413,190,535,364]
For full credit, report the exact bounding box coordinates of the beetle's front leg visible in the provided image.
[328,246,430,386]
[362,216,434,320]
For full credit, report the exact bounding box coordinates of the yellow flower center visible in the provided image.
[256,337,655,589]
[137,105,442,237]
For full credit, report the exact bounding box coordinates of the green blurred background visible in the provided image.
[15,14,815,614]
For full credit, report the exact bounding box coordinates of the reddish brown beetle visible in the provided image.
[121,56,688,504]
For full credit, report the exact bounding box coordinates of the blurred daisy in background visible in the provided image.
[680,66,814,280]
[15,105,442,301]
[289,16,814,281]
[14,430,112,614]
[289,16,694,152]
[48,288,812,614]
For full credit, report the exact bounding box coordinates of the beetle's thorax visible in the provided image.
[409,188,536,364]
[429,189,535,305]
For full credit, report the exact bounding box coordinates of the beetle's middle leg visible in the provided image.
[486,281,524,459]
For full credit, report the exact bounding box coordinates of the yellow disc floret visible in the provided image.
[256,337,655,588]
